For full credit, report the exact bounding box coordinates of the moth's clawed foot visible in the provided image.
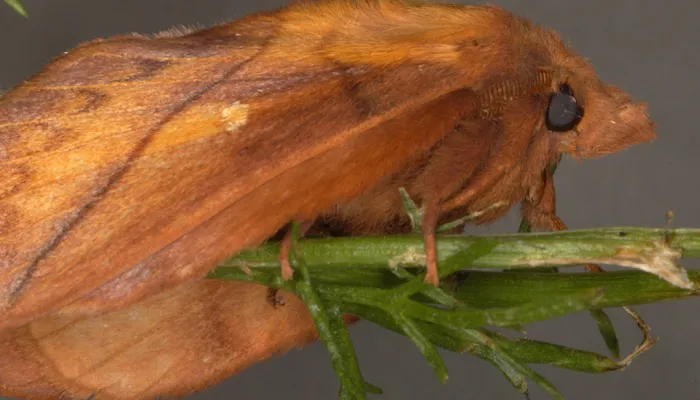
[279,257,294,280]
[423,264,439,287]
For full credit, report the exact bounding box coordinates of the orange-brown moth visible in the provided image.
[0,0,656,398]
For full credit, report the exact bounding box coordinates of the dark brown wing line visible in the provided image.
[9,42,270,303]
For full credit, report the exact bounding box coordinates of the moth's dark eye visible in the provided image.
[545,84,583,132]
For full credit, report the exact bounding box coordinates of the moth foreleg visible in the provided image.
[521,169,604,273]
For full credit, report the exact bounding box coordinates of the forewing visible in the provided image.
[0,25,493,327]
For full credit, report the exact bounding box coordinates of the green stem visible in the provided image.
[206,227,700,399]
[217,227,699,270]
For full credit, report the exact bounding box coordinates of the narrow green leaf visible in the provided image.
[394,312,449,383]
[457,328,562,399]
[436,201,508,233]
[452,328,528,393]
[4,0,27,17]
[589,309,621,358]
[297,283,366,399]
[484,331,623,373]
[398,187,422,233]
[518,364,564,400]
[472,345,528,393]
[291,224,368,400]
[364,382,383,395]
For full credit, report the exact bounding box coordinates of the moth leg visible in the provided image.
[422,199,441,286]
[278,220,314,280]
[521,170,603,272]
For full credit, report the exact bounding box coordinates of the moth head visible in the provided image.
[546,70,656,160]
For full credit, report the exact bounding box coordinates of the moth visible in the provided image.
[0,1,655,396]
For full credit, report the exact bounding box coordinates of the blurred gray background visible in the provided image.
[1,0,699,399]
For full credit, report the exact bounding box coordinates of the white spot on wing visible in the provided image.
[221,101,249,133]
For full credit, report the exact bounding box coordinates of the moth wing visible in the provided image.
[0,18,514,327]
[0,280,329,399]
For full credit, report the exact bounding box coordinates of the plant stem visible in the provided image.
[213,227,698,289]
[206,227,700,399]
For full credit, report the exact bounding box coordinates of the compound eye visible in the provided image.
[546,84,583,132]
